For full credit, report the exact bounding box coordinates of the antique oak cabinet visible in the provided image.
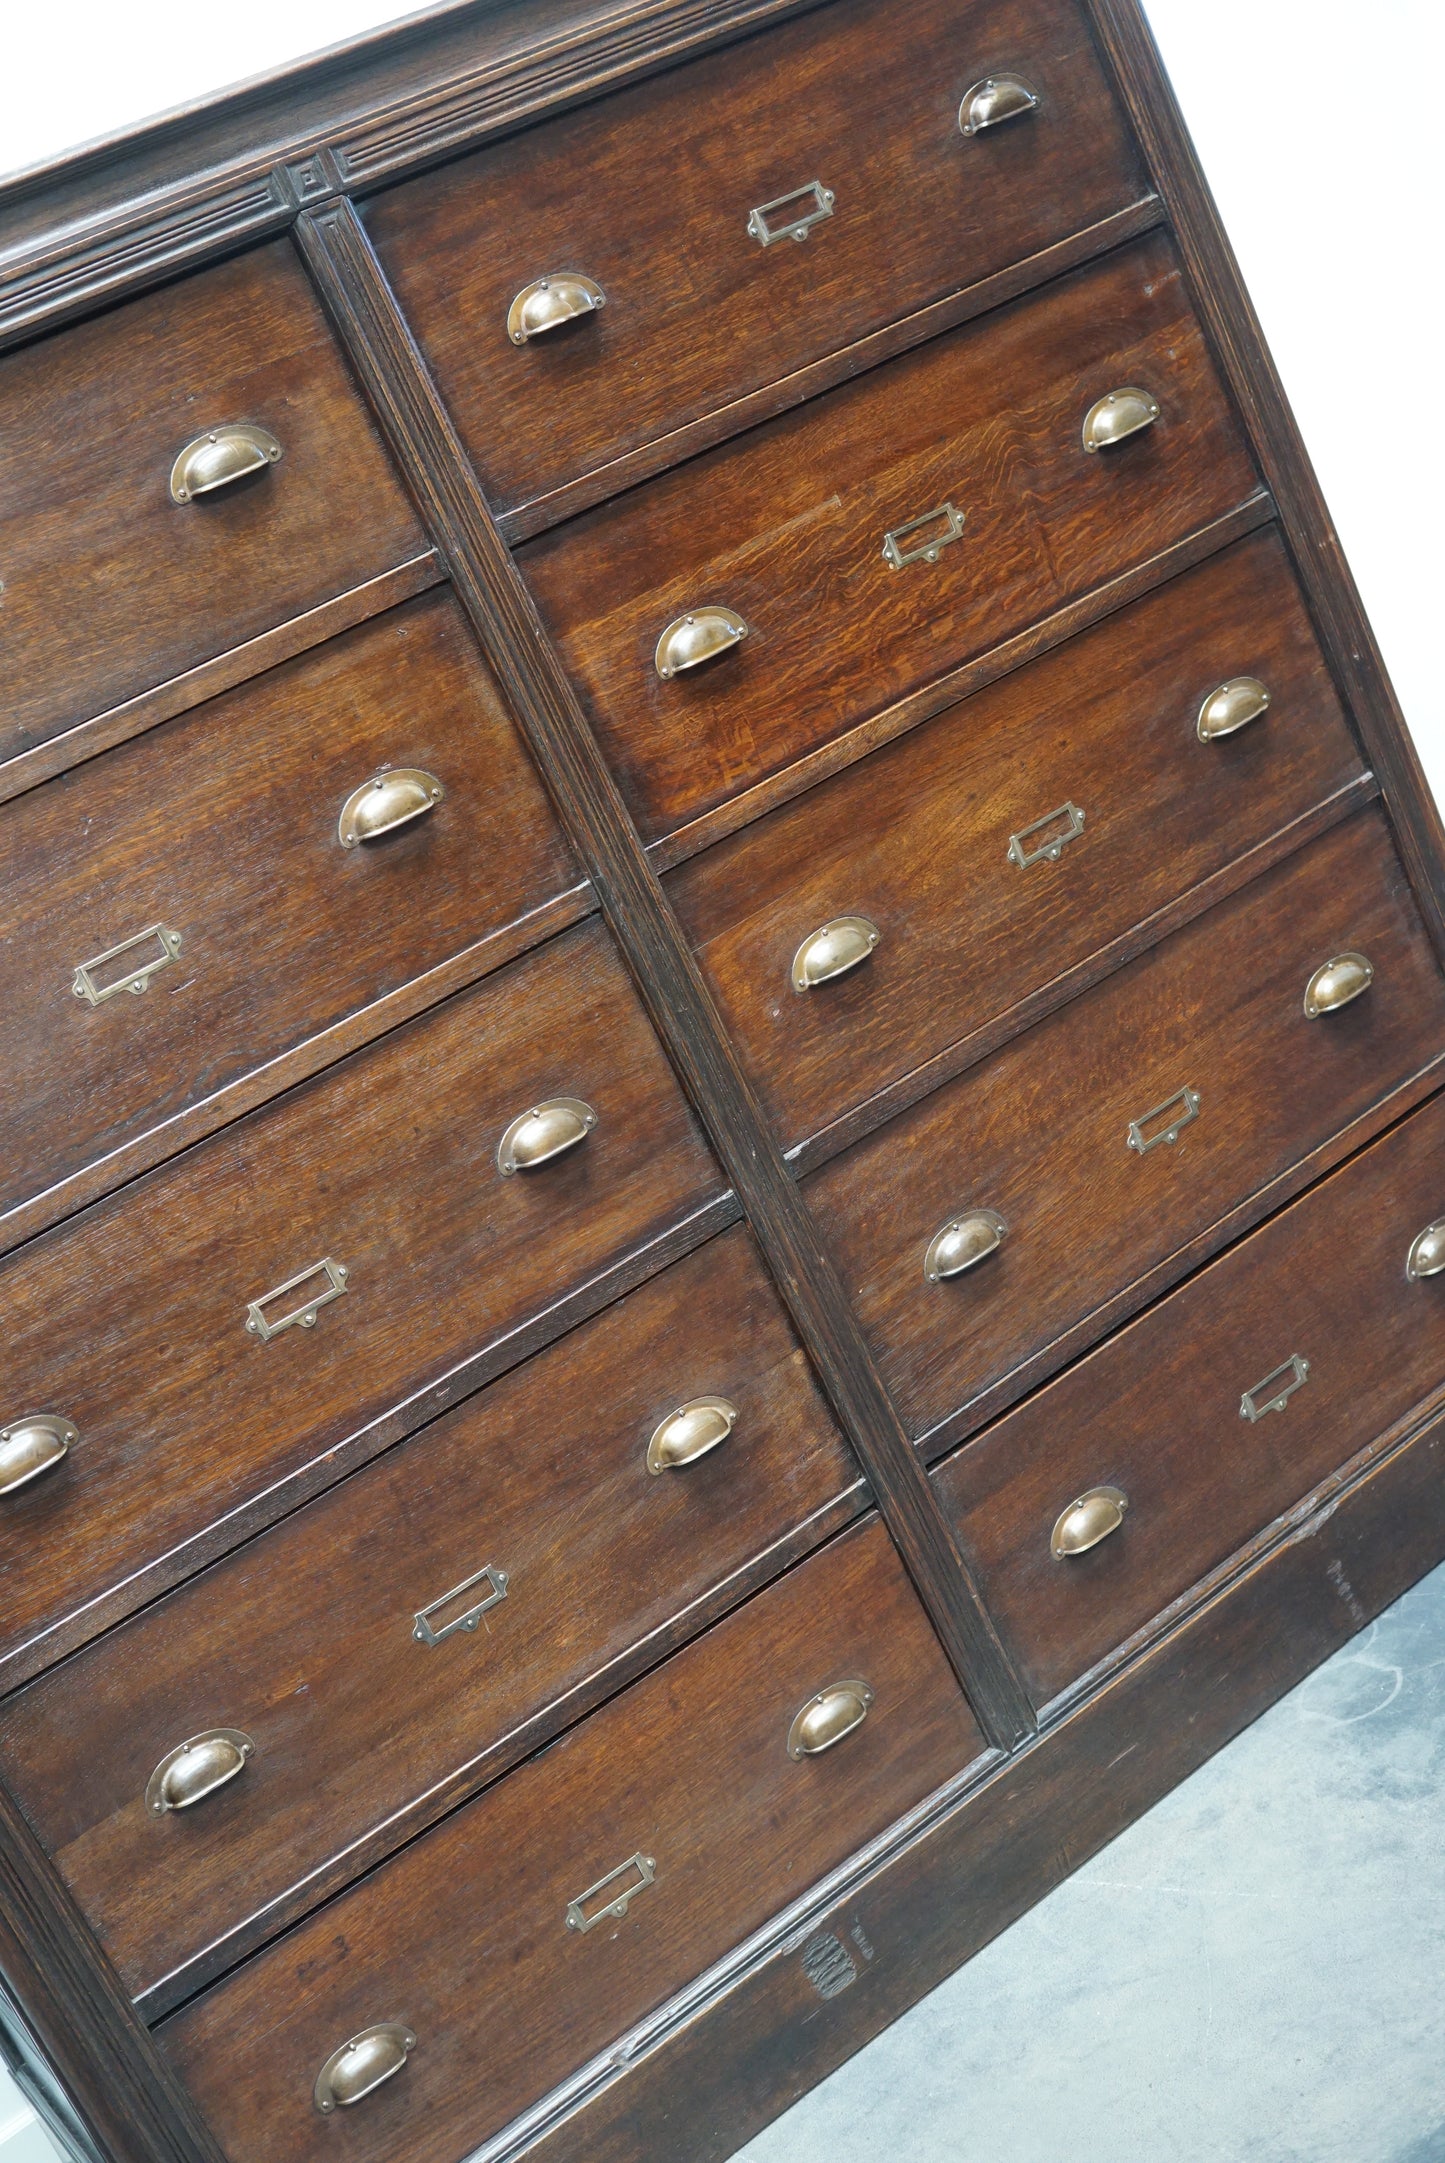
[1,2,1442,2158]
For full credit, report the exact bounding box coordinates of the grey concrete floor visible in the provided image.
[738,1557,1445,2163]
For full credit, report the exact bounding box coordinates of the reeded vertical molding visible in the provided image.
[293,196,1035,1750]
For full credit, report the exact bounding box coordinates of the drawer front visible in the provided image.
[0,1227,857,2003]
[936,1083,1445,1706]
[159,1517,982,2163]
[368,0,1147,518]
[0,589,579,1228]
[520,230,1259,843]
[670,529,1364,1149]
[808,807,1445,1442]
[0,240,424,766]
[0,920,721,1682]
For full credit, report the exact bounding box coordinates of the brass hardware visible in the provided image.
[786,1680,874,1759]
[924,1208,1007,1282]
[145,1730,254,1815]
[791,915,880,992]
[566,1852,657,1933]
[1081,386,1160,452]
[337,768,444,847]
[654,605,749,679]
[882,500,966,571]
[747,180,835,246]
[1008,800,1085,869]
[314,2024,416,2114]
[412,1563,509,1646]
[72,924,182,1006]
[1197,675,1271,742]
[1051,1486,1127,1559]
[646,1396,738,1474]
[244,1257,349,1341]
[0,1413,76,1497]
[496,1097,597,1176]
[1127,1085,1200,1155]
[1406,1222,1445,1281]
[169,423,283,504]
[958,72,1041,134]
[1303,951,1373,1017]
[1240,1353,1310,1422]
[506,273,606,344]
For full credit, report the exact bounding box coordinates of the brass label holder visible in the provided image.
[412,1563,510,1646]
[566,1852,657,1934]
[1127,1086,1200,1155]
[72,924,182,1006]
[1008,801,1086,869]
[881,501,966,571]
[747,180,834,245]
[1240,1354,1310,1422]
[244,1257,349,1341]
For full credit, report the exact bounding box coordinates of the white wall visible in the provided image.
[0,1,1440,2154]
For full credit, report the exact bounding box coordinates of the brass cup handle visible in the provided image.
[1197,675,1270,742]
[1406,1221,1445,1280]
[314,2024,416,2114]
[787,1680,874,1760]
[145,1730,254,1814]
[1081,386,1160,453]
[924,1208,1007,1282]
[791,915,879,992]
[1303,950,1373,1017]
[1051,1486,1128,1559]
[169,423,283,503]
[496,1097,597,1176]
[654,606,749,679]
[646,1396,738,1474]
[507,272,606,345]
[337,768,445,847]
[958,72,1041,134]
[0,1413,76,1496]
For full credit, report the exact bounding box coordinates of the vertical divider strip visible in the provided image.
[293,197,1034,1750]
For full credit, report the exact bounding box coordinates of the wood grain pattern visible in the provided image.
[807,808,1445,1445]
[937,1083,1445,1707]
[157,1518,985,2163]
[0,587,579,1242]
[367,0,1147,517]
[0,918,722,1690]
[0,240,424,764]
[0,1227,861,2013]
[296,199,1037,1749]
[520,229,1260,843]
[670,528,1365,1149]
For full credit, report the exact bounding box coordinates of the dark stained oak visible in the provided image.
[936,1084,1445,1708]
[519,228,1260,843]
[0,1227,860,2011]
[157,1517,985,2163]
[0,587,580,1241]
[0,919,722,1688]
[807,808,1445,1445]
[0,239,425,766]
[669,528,1366,1150]
[366,0,1148,519]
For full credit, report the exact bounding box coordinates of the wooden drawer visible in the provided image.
[0,919,721,1688]
[0,240,424,767]
[0,589,580,1236]
[158,1516,983,2163]
[519,230,1260,845]
[367,0,1148,521]
[807,807,1445,1444]
[936,1084,1445,1707]
[0,1225,856,2007]
[670,529,1364,1151]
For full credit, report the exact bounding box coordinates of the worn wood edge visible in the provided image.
[913,1049,1445,1463]
[649,493,1275,874]
[493,1385,1445,2163]
[0,551,444,808]
[1082,0,1445,962]
[787,770,1376,1176]
[134,1475,870,2020]
[0,1192,739,1699]
[292,201,1037,1749]
[498,196,1165,545]
[0,881,595,1260]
